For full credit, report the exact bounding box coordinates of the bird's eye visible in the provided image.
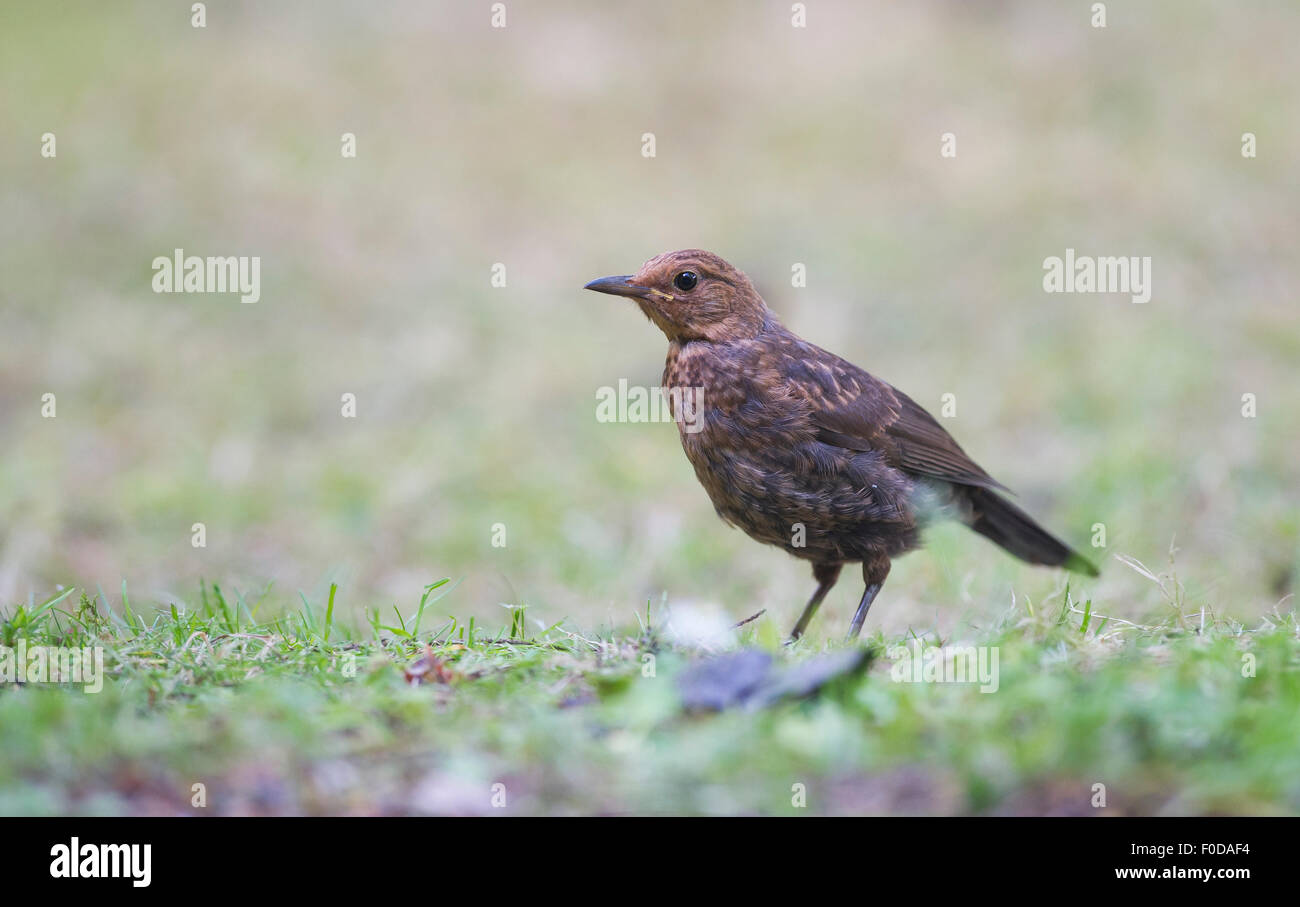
[673,271,698,292]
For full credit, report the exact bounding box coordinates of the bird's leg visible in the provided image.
[789,562,842,641]
[847,557,891,640]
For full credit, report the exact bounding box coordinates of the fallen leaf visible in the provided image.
[678,647,872,712]
[404,645,458,686]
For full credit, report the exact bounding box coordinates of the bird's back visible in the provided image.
[664,329,923,564]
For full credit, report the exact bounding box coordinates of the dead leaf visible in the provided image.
[404,645,458,686]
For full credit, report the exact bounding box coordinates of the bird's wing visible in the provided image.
[777,340,1009,492]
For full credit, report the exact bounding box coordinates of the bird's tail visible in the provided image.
[964,487,1099,576]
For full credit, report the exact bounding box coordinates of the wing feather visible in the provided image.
[778,340,1010,492]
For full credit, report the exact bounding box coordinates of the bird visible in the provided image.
[585,249,1098,641]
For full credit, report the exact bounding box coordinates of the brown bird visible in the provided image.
[586,250,1098,640]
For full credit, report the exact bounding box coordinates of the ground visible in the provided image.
[4,567,1297,816]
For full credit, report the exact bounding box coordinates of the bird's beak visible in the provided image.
[583,275,652,299]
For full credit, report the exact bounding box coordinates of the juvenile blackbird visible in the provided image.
[586,250,1098,640]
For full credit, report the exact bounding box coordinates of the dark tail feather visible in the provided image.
[964,487,1099,576]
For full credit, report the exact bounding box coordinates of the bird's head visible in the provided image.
[584,249,771,343]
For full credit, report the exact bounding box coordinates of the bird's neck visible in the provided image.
[671,307,778,345]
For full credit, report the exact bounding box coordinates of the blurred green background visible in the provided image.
[2,0,1296,636]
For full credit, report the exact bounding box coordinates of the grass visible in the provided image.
[3,572,1297,816]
